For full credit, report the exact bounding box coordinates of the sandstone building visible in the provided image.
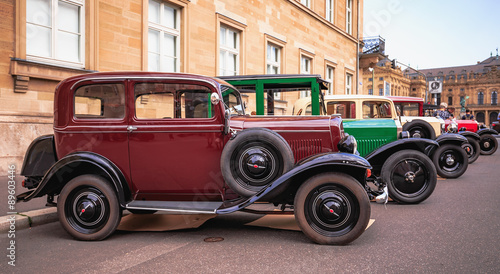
[1,0,363,174]
[412,55,500,125]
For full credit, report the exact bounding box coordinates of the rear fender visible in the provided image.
[18,151,131,207]
[21,135,57,177]
[216,152,371,214]
[477,128,499,136]
[364,138,439,172]
[435,133,468,146]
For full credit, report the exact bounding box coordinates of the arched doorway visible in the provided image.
[490,111,499,125]
[476,112,485,124]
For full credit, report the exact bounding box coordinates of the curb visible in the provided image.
[0,207,58,233]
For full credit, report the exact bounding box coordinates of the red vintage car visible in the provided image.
[18,72,373,245]
[389,96,498,156]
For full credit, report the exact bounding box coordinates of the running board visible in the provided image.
[126,200,223,214]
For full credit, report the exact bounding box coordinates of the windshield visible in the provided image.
[221,85,245,116]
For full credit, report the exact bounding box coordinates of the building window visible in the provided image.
[148,0,180,72]
[266,43,281,74]
[379,77,384,81]
[478,92,484,105]
[219,25,240,76]
[26,0,84,67]
[448,96,453,106]
[379,88,383,96]
[346,73,353,95]
[300,0,310,8]
[492,91,498,105]
[300,55,312,97]
[368,88,373,95]
[326,0,334,23]
[448,89,453,92]
[326,66,335,95]
[346,0,353,34]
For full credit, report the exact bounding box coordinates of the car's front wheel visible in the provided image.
[432,144,469,178]
[58,175,122,241]
[294,172,370,245]
[462,137,480,164]
[479,134,498,155]
[381,150,437,204]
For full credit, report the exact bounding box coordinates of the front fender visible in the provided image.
[17,151,131,207]
[364,138,439,171]
[477,128,499,136]
[458,131,480,141]
[435,133,468,146]
[216,152,371,214]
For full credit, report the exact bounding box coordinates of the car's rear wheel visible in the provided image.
[220,128,294,197]
[58,175,121,241]
[462,137,480,164]
[381,150,437,204]
[403,120,436,139]
[479,134,498,155]
[432,144,469,178]
[294,172,370,245]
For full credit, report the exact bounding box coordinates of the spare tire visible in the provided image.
[220,128,294,197]
[403,120,436,139]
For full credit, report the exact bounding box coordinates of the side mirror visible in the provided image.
[211,93,221,105]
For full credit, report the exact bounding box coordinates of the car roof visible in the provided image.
[388,96,424,102]
[324,94,392,101]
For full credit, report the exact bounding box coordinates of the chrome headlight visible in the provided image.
[338,134,358,154]
[448,120,458,133]
[438,117,445,132]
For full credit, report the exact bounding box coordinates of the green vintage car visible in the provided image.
[221,74,439,204]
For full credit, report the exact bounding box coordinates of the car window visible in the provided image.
[221,86,245,116]
[397,103,420,116]
[74,83,125,119]
[135,83,214,119]
[362,101,392,118]
[326,101,356,118]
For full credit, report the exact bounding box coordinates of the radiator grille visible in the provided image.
[288,139,323,163]
[357,138,391,157]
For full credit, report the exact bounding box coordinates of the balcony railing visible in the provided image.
[362,36,385,54]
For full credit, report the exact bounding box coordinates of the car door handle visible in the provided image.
[127,126,137,132]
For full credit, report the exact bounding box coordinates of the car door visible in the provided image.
[127,79,226,201]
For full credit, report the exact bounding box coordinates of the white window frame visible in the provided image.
[219,25,240,76]
[346,73,352,95]
[26,0,85,68]
[346,0,352,35]
[326,0,334,23]
[300,55,312,98]
[148,0,181,72]
[326,65,335,95]
[300,0,311,8]
[266,43,281,99]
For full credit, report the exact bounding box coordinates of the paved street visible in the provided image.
[2,143,500,273]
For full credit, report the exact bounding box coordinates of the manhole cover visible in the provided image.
[204,237,224,242]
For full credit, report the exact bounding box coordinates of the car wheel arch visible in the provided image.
[26,152,131,207]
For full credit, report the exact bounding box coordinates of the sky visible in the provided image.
[363,0,500,70]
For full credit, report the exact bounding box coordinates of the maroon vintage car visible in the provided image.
[18,72,372,245]
[389,96,498,156]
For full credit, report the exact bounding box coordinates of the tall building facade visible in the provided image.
[0,0,363,174]
[410,55,500,125]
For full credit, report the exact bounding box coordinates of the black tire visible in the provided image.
[462,137,480,164]
[220,128,294,197]
[294,172,370,245]
[403,120,436,139]
[381,150,437,204]
[127,209,157,214]
[479,134,498,155]
[58,175,122,241]
[432,144,469,178]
